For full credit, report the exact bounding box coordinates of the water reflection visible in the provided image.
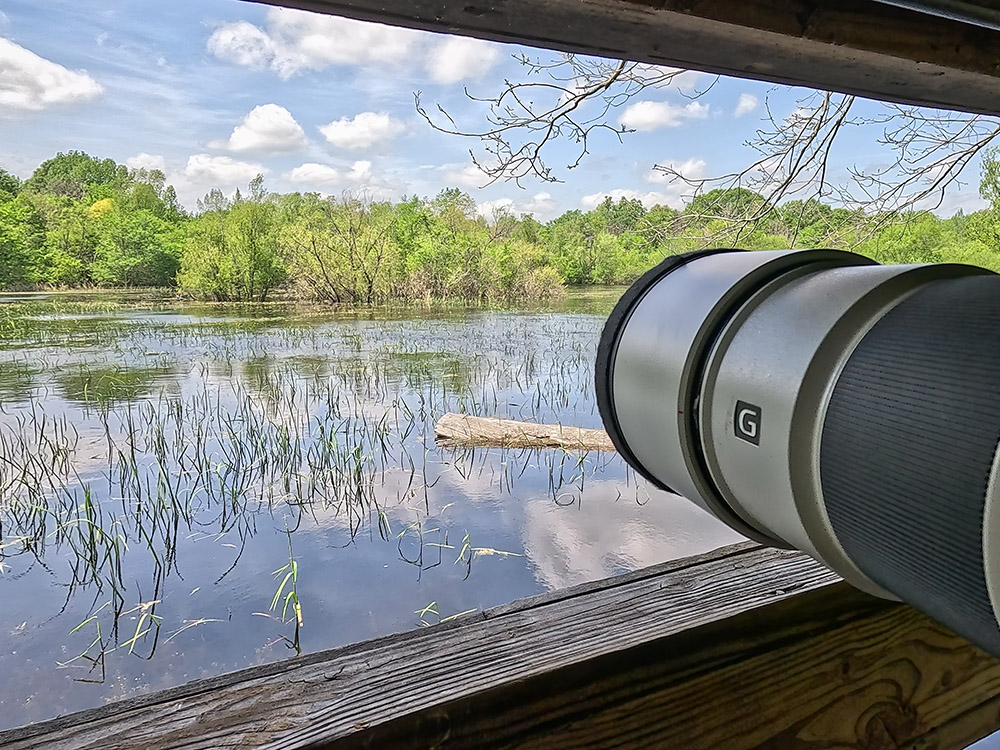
[0,362,35,403]
[54,363,178,405]
[0,292,740,730]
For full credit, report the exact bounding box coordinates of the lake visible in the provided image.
[0,288,742,729]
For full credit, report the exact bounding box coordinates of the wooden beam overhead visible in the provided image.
[250,0,1000,114]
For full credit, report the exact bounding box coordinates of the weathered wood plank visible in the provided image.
[5,542,1000,749]
[434,413,615,451]
[331,585,1000,750]
[0,544,832,749]
[252,0,1000,114]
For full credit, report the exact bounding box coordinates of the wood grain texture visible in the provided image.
[336,585,1000,750]
[0,544,823,749]
[250,0,1000,113]
[4,542,1000,749]
[434,413,615,451]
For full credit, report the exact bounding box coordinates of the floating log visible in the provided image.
[434,413,616,452]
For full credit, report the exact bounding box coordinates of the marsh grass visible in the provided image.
[0,293,633,693]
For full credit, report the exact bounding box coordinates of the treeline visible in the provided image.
[2,151,1000,302]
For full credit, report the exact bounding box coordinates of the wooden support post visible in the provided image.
[3,543,1000,749]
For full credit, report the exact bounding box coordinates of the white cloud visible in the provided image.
[426,36,499,84]
[443,163,488,189]
[183,154,267,185]
[346,160,374,182]
[207,8,419,78]
[642,157,707,208]
[581,156,706,210]
[477,192,558,220]
[0,37,103,112]
[285,162,342,187]
[220,104,308,153]
[206,20,276,70]
[734,93,758,117]
[645,157,707,185]
[126,153,167,172]
[319,111,404,150]
[619,100,709,132]
[524,192,557,217]
[283,159,397,198]
[927,190,987,216]
[477,197,515,218]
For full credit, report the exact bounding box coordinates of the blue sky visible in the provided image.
[0,0,987,217]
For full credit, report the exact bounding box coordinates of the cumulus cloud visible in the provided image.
[734,93,759,117]
[319,112,404,150]
[645,157,707,186]
[207,8,418,78]
[183,154,267,185]
[206,21,276,70]
[220,104,308,153]
[284,162,342,187]
[0,37,103,112]
[641,157,707,208]
[126,153,167,172]
[207,8,502,84]
[619,100,709,131]
[443,162,488,189]
[283,159,397,198]
[477,192,558,220]
[580,157,706,211]
[426,36,499,84]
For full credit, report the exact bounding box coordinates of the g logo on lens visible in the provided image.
[734,400,761,445]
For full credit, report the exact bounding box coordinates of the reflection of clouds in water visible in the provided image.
[427,456,744,591]
[0,297,724,726]
[520,479,745,590]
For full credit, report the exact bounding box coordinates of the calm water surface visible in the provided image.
[0,289,742,729]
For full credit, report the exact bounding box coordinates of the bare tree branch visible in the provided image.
[419,52,1000,246]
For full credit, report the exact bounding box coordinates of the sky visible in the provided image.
[0,0,988,219]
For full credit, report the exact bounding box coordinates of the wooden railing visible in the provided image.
[3,542,1000,748]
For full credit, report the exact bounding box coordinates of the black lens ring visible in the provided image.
[595,248,745,494]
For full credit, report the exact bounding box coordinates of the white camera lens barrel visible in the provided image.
[596,248,1000,656]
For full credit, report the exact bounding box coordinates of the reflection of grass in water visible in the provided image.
[288,354,331,379]
[55,364,178,405]
[0,361,35,403]
[0,296,614,681]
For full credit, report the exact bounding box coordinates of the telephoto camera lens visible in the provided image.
[596,248,1000,656]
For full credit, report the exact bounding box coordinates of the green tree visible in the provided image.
[0,168,21,203]
[0,197,42,286]
[91,203,180,286]
[24,152,130,199]
[179,177,285,301]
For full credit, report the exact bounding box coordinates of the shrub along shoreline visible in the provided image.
[3,151,1000,303]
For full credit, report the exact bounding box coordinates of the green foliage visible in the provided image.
[7,150,1000,299]
[24,152,130,199]
[91,204,180,287]
[0,197,41,286]
[179,177,284,301]
[0,168,21,203]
